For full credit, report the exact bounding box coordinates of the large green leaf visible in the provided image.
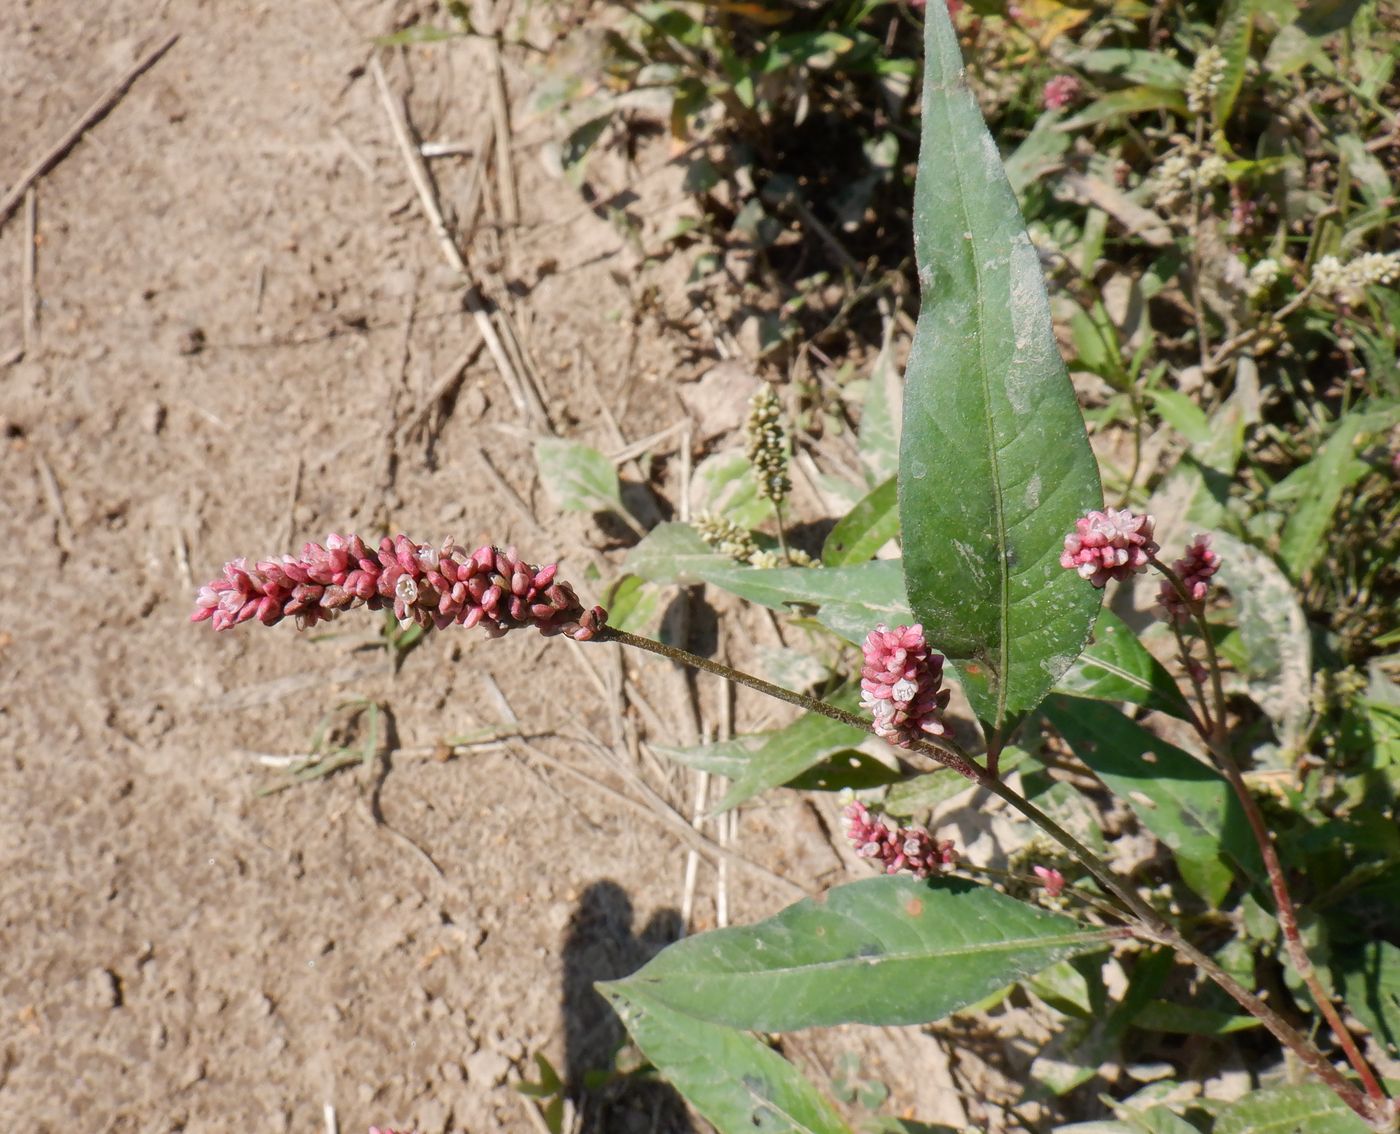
[900,2,1102,735]
[610,876,1114,1031]
[628,524,911,644]
[1213,1085,1370,1134]
[1332,940,1400,1054]
[823,477,898,566]
[1212,1,1255,124]
[602,985,851,1134]
[1042,696,1261,906]
[1055,609,1193,720]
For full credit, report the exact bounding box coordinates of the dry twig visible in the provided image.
[0,33,180,226]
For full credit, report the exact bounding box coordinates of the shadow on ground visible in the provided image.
[562,880,695,1134]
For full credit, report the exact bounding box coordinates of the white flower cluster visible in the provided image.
[745,386,792,505]
[1247,258,1282,301]
[1152,147,1226,207]
[1186,47,1226,115]
[1311,251,1400,303]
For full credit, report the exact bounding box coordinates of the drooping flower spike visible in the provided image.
[1157,533,1222,624]
[191,534,607,642]
[859,623,951,748]
[843,800,957,879]
[1059,509,1159,588]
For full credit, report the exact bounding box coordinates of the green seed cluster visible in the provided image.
[745,386,792,505]
[693,512,758,564]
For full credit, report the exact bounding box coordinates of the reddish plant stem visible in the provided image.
[601,625,1392,1127]
[1152,556,1389,1109]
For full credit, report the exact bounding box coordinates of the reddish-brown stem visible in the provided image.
[1151,556,1389,1107]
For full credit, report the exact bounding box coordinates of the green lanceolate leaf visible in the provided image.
[1043,696,1261,906]
[602,985,851,1134]
[1059,86,1189,131]
[901,3,1102,736]
[1056,609,1193,720]
[610,876,1114,1031]
[823,476,898,566]
[1212,0,1255,124]
[1213,1085,1371,1134]
[628,524,912,644]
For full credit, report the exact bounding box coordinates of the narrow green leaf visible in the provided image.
[535,438,625,516]
[901,1,1103,734]
[1043,696,1261,905]
[1211,533,1312,754]
[713,689,870,811]
[1148,389,1212,446]
[1214,1085,1371,1134]
[602,985,851,1134]
[885,747,1030,817]
[602,574,661,634]
[1212,2,1254,124]
[611,876,1115,1031]
[823,477,898,565]
[859,330,903,484]
[1055,610,1193,720]
[1277,410,1391,581]
[1068,48,1192,89]
[1131,1000,1263,1034]
[1059,87,1190,131]
[627,524,911,644]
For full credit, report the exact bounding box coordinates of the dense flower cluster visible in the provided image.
[859,623,951,747]
[745,386,792,505]
[1185,46,1225,114]
[694,512,759,563]
[191,534,607,641]
[1060,509,1159,587]
[1041,75,1081,110]
[1157,533,1221,624]
[1247,257,1282,301]
[1312,251,1400,304]
[843,800,956,878]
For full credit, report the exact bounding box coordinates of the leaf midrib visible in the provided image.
[932,50,1011,733]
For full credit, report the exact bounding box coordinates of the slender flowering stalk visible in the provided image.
[745,385,792,505]
[843,800,956,878]
[191,533,607,641]
[1059,509,1158,587]
[859,624,951,747]
[1157,533,1221,624]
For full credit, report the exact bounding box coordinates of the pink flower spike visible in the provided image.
[1059,509,1159,588]
[1042,75,1082,111]
[191,534,608,643]
[1033,865,1066,897]
[859,624,951,748]
[1157,533,1221,624]
[843,801,956,879]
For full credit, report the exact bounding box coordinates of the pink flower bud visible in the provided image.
[859,624,951,748]
[1041,75,1081,111]
[843,801,956,879]
[1156,533,1221,624]
[1060,509,1159,588]
[1033,865,1066,897]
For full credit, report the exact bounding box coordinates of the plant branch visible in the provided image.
[1150,556,1390,1109]
[598,625,1391,1127]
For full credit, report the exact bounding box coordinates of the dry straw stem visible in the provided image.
[0,32,180,227]
[368,56,548,429]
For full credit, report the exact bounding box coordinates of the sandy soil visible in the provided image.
[0,3,985,1131]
